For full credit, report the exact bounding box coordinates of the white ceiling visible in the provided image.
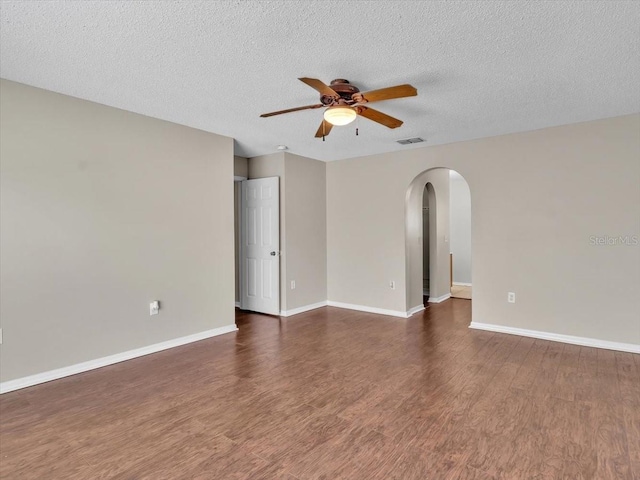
[1,1,638,161]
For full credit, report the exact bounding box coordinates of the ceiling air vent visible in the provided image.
[397,137,424,145]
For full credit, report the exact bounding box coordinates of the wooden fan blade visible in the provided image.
[357,107,403,129]
[299,77,339,98]
[314,119,334,138]
[356,84,417,104]
[260,104,323,118]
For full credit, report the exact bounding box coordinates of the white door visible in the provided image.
[240,177,280,315]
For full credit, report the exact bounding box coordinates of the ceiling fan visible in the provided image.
[260,78,418,139]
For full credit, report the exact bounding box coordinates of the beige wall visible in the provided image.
[283,153,327,311]
[328,114,640,345]
[248,152,327,312]
[0,80,235,382]
[234,156,248,178]
[449,172,472,284]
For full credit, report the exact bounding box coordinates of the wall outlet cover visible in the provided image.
[150,301,160,315]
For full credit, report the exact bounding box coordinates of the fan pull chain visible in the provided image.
[356,116,359,136]
[323,121,326,141]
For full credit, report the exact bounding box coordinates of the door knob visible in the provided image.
[270,251,277,256]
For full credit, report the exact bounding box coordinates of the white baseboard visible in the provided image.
[327,300,415,318]
[469,322,640,354]
[280,301,328,317]
[0,324,238,395]
[235,301,241,308]
[407,305,425,317]
[283,301,425,319]
[452,282,472,287]
[327,300,407,318]
[428,293,451,303]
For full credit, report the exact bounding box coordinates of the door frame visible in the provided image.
[234,176,246,309]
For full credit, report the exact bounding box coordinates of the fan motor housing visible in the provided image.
[320,79,360,105]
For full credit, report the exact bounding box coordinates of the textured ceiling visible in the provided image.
[1,1,639,161]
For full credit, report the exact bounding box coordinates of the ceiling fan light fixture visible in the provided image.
[323,106,356,126]
[260,78,417,139]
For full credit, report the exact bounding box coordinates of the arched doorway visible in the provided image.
[405,168,472,312]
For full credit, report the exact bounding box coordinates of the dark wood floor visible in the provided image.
[1,300,638,479]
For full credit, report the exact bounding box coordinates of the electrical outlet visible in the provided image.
[508,292,516,303]
[150,301,160,315]
[291,280,296,290]
[390,280,395,290]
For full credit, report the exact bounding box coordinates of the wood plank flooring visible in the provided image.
[1,300,638,479]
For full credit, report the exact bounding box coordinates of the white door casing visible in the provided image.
[240,177,280,315]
